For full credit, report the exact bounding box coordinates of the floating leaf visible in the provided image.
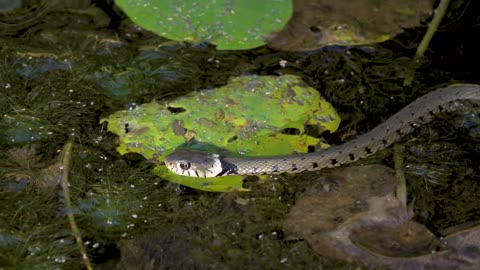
[102,75,340,191]
[114,0,292,50]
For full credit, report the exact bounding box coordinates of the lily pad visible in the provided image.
[114,0,292,50]
[102,75,340,191]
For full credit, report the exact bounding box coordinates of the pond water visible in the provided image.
[1,1,480,269]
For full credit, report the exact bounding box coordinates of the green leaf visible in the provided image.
[102,75,340,191]
[114,0,292,50]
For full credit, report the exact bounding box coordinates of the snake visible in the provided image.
[165,84,480,178]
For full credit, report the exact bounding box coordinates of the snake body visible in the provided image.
[165,84,480,178]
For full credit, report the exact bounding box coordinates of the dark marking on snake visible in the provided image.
[291,163,298,171]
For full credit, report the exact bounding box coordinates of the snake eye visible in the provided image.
[179,161,191,170]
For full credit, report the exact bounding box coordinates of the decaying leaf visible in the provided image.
[283,165,480,269]
[267,0,436,51]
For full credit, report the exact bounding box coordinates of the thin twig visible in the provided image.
[404,0,451,86]
[59,142,94,270]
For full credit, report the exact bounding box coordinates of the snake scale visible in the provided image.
[165,84,480,178]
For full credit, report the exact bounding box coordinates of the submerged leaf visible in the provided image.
[283,165,480,269]
[267,0,435,51]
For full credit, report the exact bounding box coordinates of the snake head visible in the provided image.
[165,149,223,178]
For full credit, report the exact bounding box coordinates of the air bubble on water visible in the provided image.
[54,255,66,263]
